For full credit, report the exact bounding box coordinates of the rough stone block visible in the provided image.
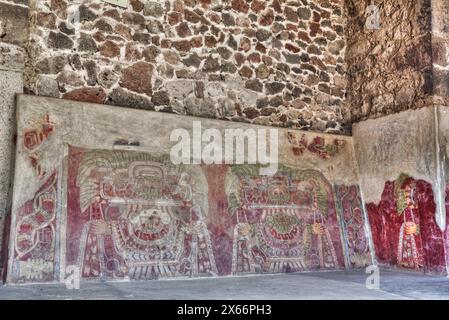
[0,2,29,47]
[0,43,25,72]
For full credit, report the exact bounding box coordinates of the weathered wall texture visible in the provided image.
[347,0,449,275]
[6,95,372,283]
[0,0,29,278]
[25,0,348,134]
[344,0,432,123]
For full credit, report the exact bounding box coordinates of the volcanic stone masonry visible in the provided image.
[25,0,347,134]
[345,0,433,123]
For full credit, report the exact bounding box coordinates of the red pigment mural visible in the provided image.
[444,183,449,271]
[287,131,346,159]
[225,166,345,274]
[65,147,355,280]
[23,114,55,179]
[366,174,447,274]
[13,172,57,282]
[335,185,371,268]
[67,148,217,280]
[23,114,55,151]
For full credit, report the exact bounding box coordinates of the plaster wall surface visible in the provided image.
[0,70,23,278]
[352,108,437,207]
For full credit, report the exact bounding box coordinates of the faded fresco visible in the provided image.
[226,165,344,274]
[9,111,58,282]
[367,174,447,274]
[67,147,217,280]
[334,185,371,268]
[287,131,347,160]
[64,148,370,280]
[13,173,57,282]
[7,95,372,283]
[353,107,449,275]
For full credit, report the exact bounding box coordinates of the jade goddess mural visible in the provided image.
[67,147,217,280]
[225,165,345,274]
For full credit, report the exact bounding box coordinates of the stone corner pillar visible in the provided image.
[0,0,29,280]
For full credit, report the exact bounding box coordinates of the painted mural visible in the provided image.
[225,165,345,274]
[7,95,374,283]
[13,173,57,282]
[367,174,447,274]
[334,185,371,268]
[67,147,217,280]
[23,114,55,179]
[60,147,374,281]
[287,131,346,159]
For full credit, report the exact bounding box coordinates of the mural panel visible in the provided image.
[367,174,447,274]
[66,147,217,280]
[65,149,358,279]
[225,165,345,274]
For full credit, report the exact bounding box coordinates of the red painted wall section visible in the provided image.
[367,175,447,274]
[204,164,234,276]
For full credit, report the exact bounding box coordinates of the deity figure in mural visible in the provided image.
[226,165,341,275]
[78,196,127,278]
[72,149,217,280]
[395,176,424,270]
[303,193,339,269]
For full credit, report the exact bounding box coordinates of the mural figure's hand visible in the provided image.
[91,220,110,235]
[405,222,419,236]
[312,222,325,236]
[237,223,252,237]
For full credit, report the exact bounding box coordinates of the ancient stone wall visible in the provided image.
[344,0,433,123]
[25,0,347,134]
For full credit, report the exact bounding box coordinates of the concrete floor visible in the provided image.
[0,268,448,300]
